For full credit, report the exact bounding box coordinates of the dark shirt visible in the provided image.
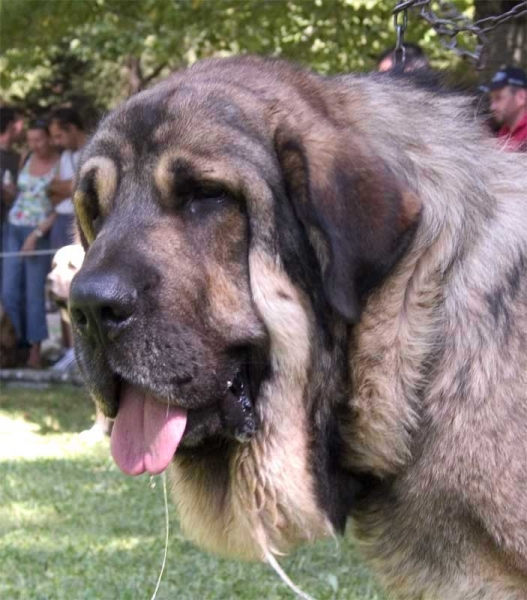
[0,147,20,224]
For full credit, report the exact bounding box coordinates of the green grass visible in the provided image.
[0,384,385,600]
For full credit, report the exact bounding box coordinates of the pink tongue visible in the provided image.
[111,384,187,476]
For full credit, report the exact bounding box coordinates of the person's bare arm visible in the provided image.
[1,182,17,206]
[21,212,57,253]
[48,179,74,205]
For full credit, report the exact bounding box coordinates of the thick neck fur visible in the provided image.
[338,79,527,477]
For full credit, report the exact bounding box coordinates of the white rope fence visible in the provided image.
[0,249,60,258]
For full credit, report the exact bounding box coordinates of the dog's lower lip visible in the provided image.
[100,374,121,419]
[222,368,257,442]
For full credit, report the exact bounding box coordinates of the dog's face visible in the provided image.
[48,244,85,301]
[71,57,420,560]
[72,80,278,434]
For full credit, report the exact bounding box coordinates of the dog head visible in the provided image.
[71,56,420,560]
[48,244,85,302]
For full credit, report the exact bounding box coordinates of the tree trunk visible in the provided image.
[474,0,527,83]
[124,55,169,97]
[125,55,144,96]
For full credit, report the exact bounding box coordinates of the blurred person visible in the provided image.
[48,108,87,353]
[487,66,527,152]
[377,42,430,73]
[1,106,25,295]
[48,108,86,249]
[1,119,60,368]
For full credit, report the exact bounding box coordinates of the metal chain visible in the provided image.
[393,8,408,66]
[393,0,527,69]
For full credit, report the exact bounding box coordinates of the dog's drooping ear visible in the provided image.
[274,125,421,323]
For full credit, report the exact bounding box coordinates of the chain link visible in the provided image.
[393,8,408,66]
[393,0,527,69]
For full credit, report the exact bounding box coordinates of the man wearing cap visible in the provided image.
[488,66,527,152]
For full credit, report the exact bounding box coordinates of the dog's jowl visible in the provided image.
[70,56,527,600]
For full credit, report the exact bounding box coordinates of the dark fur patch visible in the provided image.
[275,130,421,323]
[485,254,526,341]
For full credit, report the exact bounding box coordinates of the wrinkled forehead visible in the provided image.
[75,81,276,243]
[83,82,271,171]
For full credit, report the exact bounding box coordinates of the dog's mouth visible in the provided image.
[109,363,263,476]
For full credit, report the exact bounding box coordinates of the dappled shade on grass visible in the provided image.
[0,385,385,599]
[0,385,94,434]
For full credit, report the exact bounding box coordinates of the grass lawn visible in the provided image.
[0,384,385,600]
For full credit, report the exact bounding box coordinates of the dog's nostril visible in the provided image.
[69,272,138,341]
[100,304,133,325]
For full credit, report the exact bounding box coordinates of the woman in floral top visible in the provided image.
[2,119,60,368]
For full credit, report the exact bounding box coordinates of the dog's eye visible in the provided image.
[185,186,232,215]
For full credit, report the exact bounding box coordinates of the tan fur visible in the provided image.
[74,157,118,243]
[339,81,527,598]
[154,152,182,204]
[168,252,333,559]
[73,191,94,243]
[79,156,118,216]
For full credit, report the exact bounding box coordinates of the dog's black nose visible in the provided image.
[69,273,138,342]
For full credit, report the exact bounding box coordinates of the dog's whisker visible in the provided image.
[150,472,170,600]
[264,550,314,600]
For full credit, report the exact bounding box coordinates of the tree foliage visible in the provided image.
[0,0,482,115]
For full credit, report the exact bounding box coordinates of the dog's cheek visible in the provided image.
[196,205,266,344]
[165,251,335,561]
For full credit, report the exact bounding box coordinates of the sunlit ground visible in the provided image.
[0,385,385,600]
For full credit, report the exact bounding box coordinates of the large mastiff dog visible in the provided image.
[70,57,527,599]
